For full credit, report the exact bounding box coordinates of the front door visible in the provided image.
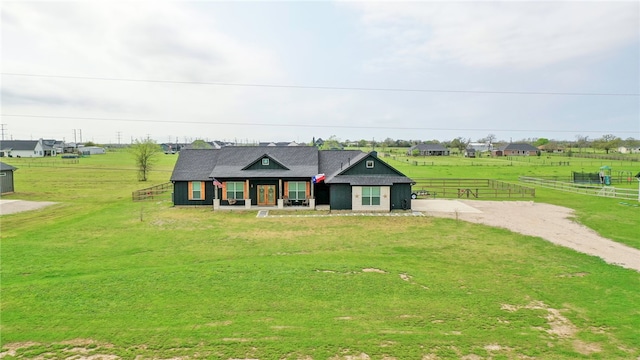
[257,185,276,206]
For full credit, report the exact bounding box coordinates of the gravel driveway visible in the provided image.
[0,199,57,216]
[412,199,640,272]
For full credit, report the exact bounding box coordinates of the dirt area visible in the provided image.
[0,199,57,216]
[412,199,640,272]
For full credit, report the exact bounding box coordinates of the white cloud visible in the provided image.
[348,2,639,70]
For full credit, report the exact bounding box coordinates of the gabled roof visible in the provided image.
[320,151,413,185]
[411,143,448,151]
[170,149,220,181]
[210,146,318,178]
[242,153,290,170]
[171,147,413,185]
[0,162,17,171]
[0,140,39,151]
[498,143,538,151]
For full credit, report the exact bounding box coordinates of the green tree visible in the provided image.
[594,134,621,154]
[534,138,549,147]
[130,139,161,181]
[191,140,213,149]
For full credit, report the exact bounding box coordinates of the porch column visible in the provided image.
[212,179,220,210]
[278,179,284,209]
[245,179,251,208]
[310,180,314,199]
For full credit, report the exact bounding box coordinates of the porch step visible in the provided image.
[257,210,269,218]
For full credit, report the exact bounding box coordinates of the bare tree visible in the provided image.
[130,139,161,181]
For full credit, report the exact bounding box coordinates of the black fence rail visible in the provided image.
[2,159,79,167]
[132,182,172,201]
[411,178,535,199]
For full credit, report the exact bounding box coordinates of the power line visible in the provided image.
[2,72,638,97]
[2,113,636,134]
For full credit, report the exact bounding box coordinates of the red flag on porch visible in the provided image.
[312,173,325,183]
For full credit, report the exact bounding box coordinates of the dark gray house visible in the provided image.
[0,162,17,194]
[407,143,450,156]
[170,147,414,211]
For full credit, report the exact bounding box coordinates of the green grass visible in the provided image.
[1,150,639,359]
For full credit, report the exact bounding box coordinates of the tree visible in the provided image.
[131,139,161,181]
[594,134,621,154]
[534,138,549,147]
[575,135,589,153]
[191,139,213,149]
[321,135,342,150]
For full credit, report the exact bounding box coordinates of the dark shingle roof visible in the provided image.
[318,150,367,180]
[171,147,413,185]
[170,149,220,181]
[0,140,39,151]
[499,143,538,151]
[411,143,448,151]
[211,146,318,178]
[0,162,17,171]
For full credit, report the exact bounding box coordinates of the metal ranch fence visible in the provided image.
[411,178,535,199]
[519,177,639,201]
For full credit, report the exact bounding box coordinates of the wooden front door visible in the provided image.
[257,185,276,206]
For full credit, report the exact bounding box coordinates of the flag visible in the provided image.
[312,173,325,183]
[212,179,222,188]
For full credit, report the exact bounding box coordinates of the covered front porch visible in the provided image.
[213,178,323,210]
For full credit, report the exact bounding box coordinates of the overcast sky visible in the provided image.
[2,1,639,144]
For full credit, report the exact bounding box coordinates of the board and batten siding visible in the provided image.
[329,184,352,210]
[0,170,15,193]
[390,183,412,210]
[173,181,215,206]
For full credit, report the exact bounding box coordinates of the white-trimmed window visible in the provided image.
[362,186,380,206]
[189,181,205,200]
[366,160,374,168]
[262,158,269,166]
[288,181,306,200]
[226,181,244,200]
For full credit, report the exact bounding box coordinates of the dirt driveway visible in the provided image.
[412,199,640,272]
[0,199,57,216]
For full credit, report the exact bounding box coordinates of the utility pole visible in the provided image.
[117,131,122,145]
[0,124,6,141]
[79,129,82,143]
[73,129,77,143]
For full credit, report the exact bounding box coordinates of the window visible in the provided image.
[288,181,307,200]
[189,181,205,200]
[362,186,380,206]
[262,158,269,166]
[226,181,244,200]
[366,160,374,168]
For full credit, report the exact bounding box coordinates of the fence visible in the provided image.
[519,176,639,201]
[132,182,173,201]
[411,178,535,199]
[3,159,79,167]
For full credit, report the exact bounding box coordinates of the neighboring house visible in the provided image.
[464,148,476,158]
[407,143,450,156]
[0,162,17,194]
[537,144,564,153]
[314,138,324,147]
[80,146,106,155]
[161,143,187,153]
[468,142,492,152]
[258,141,303,147]
[0,139,47,158]
[618,146,640,154]
[492,143,539,157]
[41,139,59,156]
[170,147,414,211]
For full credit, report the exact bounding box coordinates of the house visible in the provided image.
[492,143,539,157]
[170,147,414,211]
[161,143,186,153]
[617,146,640,154]
[258,141,304,147]
[464,148,476,158]
[468,142,492,152]
[0,139,47,158]
[0,162,17,194]
[80,146,106,155]
[407,143,450,156]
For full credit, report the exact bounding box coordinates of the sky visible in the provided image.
[2,1,639,145]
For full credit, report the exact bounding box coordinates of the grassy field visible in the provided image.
[1,150,639,359]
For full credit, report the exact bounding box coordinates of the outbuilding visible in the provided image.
[0,162,17,194]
